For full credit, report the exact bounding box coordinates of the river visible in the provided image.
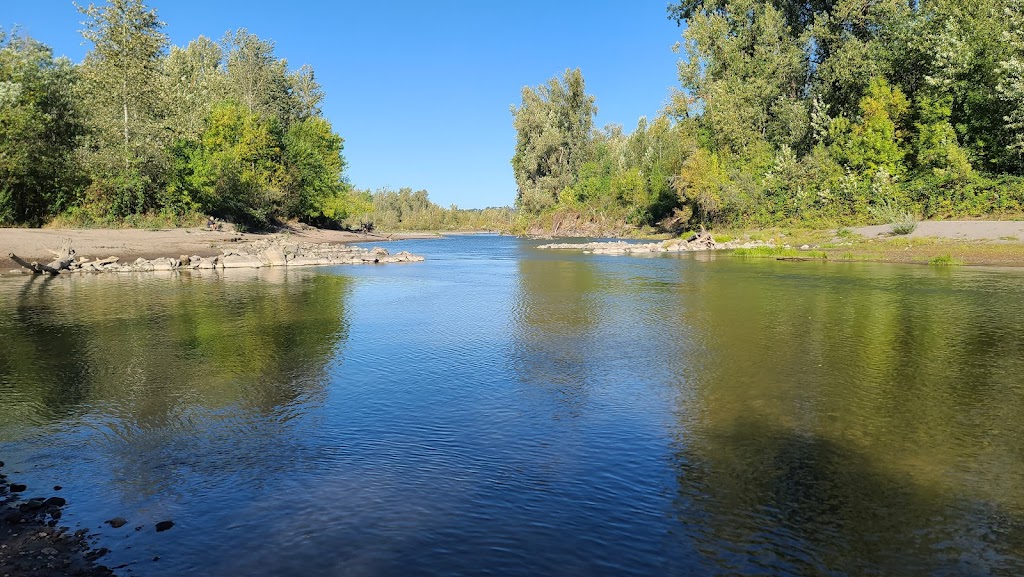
[1,234,1023,576]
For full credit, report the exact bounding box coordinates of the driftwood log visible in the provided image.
[9,237,76,275]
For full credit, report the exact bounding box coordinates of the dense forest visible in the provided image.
[512,0,1024,232]
[7,0,1024,233]
[0,0,374,229]
[1,0,497,231]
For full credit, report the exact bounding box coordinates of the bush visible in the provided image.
[869,201,917,235]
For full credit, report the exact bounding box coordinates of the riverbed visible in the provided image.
[2,235,1023,576]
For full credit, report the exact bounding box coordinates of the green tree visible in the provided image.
[511,68,597,213]
[188,100,284,226]
[76,0,170,217]
[282,116,350,222]
[998,0,1024,161]
[829,77,909,178]
[0,31,84,225]
[677,1,809,155]
[222,29,292,124]
[163,36,225,142]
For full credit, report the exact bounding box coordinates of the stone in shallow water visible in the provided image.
[155,520,174,532]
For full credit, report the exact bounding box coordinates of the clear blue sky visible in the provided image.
[4,1,684,208]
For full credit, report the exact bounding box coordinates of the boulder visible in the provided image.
[221,254,262,268]
[259,245,287,266]
[287,257,321,267]
[151,258,176,271]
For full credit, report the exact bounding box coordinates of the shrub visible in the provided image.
[869,201,917,235]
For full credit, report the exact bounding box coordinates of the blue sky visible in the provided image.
[4,1,684,208]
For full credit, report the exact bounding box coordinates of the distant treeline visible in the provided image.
[1,0,366,229]
[511,0,1024,232]
[347,187,513,232]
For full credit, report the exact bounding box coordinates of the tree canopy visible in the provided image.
[510,0,1024,232]
[0,0,360,229]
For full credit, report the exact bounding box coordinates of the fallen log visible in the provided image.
[9,237,76,275]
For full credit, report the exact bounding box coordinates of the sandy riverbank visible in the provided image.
[0,225,438,272]
[851,220,1024,241]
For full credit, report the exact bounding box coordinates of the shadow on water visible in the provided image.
[674,418,1024,576]
[668,259,1024,576]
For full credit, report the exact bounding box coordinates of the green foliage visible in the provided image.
[185,100,284,227]
[359,187,513,232]
[282,117,349,221]
[76,0,170,217]
[0,30,84,225]
[869,200,918,235]
[732,246,828,259]
[829,78,910,178]
[644,0,1024,231]
[929,254,963,266]
[511,68,597,212]
[0,0,353,229]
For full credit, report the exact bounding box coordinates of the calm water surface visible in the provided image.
[1,235,1023,576]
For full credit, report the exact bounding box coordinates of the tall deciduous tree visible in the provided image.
[77,0,169,216]
[222,29,292,124]
[282,117,348,221]
[164,36,225,141]
[510,68,596,213]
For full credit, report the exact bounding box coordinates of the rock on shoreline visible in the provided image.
[0,465,114,577]
[538,232,766,254]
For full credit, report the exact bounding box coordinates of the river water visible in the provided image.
[1,234,1023,576]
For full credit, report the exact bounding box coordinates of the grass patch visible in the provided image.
[712,233,733,243]
[929,254,963,266]
[732,246,828,259]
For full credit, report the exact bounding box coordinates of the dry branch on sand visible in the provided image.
[8,237,76,275]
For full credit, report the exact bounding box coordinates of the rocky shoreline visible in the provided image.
[0,463,114,577]
[7,238,424,276]
[538,232,766,254]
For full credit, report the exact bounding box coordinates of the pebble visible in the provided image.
[105,517,127,529]
[8,484,26,492]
